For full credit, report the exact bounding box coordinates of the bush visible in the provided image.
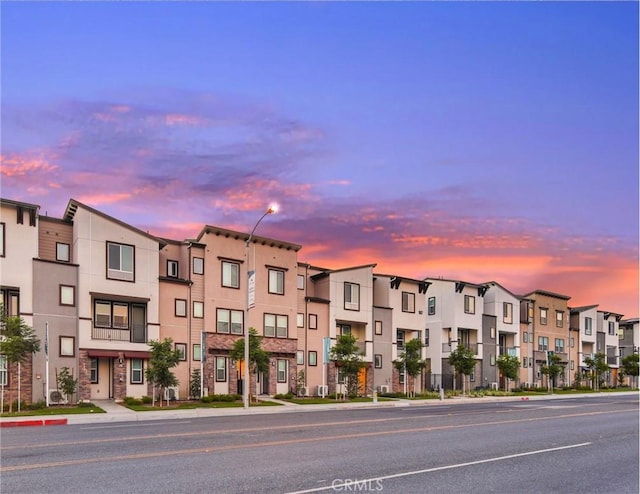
[28,400,46,410]
[123,396,142,406]
[141,395,152,404]
[201,394,240,403]
[77,401,96,408]
[274,392,294,400]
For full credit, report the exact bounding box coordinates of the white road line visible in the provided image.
[285,442,592,494]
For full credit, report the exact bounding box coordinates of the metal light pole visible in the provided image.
[244,205,277,409]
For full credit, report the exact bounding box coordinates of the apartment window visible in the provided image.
[175,343,187,361]
[277,360,287,383]
[618,329,624,340]
[523,332,528,343]
[428,296,436,315]
[193,301,204,319]
[107,242,134,281]
[608,321,615,336]
[222,261,240,288]
[309,313,318,330]
[464,295,475,314]
[175,299,187,317]
[396,330,405,350]
[309,351,317,366]
[297,351,304,365]
[402,292,415,313]
[585,317,593,335]
[56,242,70,262]
[374,354,382,368]
[339,325,351,336]
[217,308,243,335]
[570,337,575,348]
[344,282,360,311]
[193,344,202,361]
[540,308,548,325]
[522,357,528,368]
[556,311,564,328]
[131,359,143,384]
[0,355,7,385]
[167,260,178,278]
[555,338,565,353]
[59,336,74,357]
[375,320,382,336]
[95,300,146,333]
[337,368,346,384]
[570,360,575,370]
[193,257,204,275]
[60,285,75,306]
[399,368,405,385]
[0,223,5,257]
[490,354,496,366]
[425,328,429,347]
[527,304,534,321]
[264,314,288,338]
[297,313,304,328]
[297,274,305,290]
[503,302,513,324]
[216,357,227,382]
[490,327,496,340]
[90,358,98,383]
[469,370,475,382]
[268,269,285,295]
[538,336,549,351]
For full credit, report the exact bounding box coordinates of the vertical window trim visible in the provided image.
[0,222,5,257]
[90,358,99,384]
[297,274,305,290]
[540,308,548,325]
[56,242,70,262]
[344,282,360,311]
[175,299,187,318]
[60,285,75,306]
[167,260,179,278]
[59,336,75,357]
[216,357,227,382]
[428,296,436,315]
[309,314,318,330]
[374,320,382,335]
[402,291,415,313]
[277,359,287,383]
[374,354,382,368]
[503,302,513,324]
[464,295,475,314]
[193,257,204,275]
[175,343,187,361]
[268,268,285,295]
[221,260,240,289]
[308,351,317,366]
[193,344,202,361]
[130,359,144,384]
[193,301,204,319]
[556,311,564,328]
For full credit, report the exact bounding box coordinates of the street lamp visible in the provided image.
[244,204,278,409]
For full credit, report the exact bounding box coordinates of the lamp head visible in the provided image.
[267,204,279,215]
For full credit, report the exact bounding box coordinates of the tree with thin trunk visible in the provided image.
[230,328,269,401]
[145,338,181,407]
[0,305,40,413]
[448,344,476,395]
[620,353,639,389]
[583,353,609,391]
[497,354,520,391]
[330,334,365,398]
[393,338,426,397]
[56,367,78,405]
[540,353,565,392]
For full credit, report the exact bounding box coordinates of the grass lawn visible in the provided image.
[1,404,106,417]
[283,396,397,405]
[125,399,282,411]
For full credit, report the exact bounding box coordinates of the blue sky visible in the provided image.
[1,1,638,316]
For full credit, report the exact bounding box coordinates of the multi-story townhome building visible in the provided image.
[597,310,623,386]
[306,264,376,395]
[518,296,535,386]
[570,305,599,386]
[424,278,486,390]
[522,290,571,388]
[483,282,521,389]
[618,318,639,386]
[63,199,164,402]
[185,226,302,398]
[0,199,39,403]
[297,263,331,397]
[372,274,430,394]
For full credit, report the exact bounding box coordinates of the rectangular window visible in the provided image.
[490,354,496,366]
[490,327,496,339]
[60,285,75,306]
[60,336,75,357]
[222,261,240,288]
[585,317,593,335]
[264,314,275,337]
[464,295,475,314]
[193,301,204,318]
[297,274,305,290]
[276,315,288,338]
[167,260,178,278]
[56,242,70,262]
[309,314,317,330]
[540,308,548,325]
[374,320,382,335]
[528,304,534,321]
[131,359,143,384]
[277,359,287,383]
[570,337,575,348]
[0,355,7,385]
[175,299,187,317]
[339,325,351,336]
[193,257,204,275]
[193,344,202,361]
[428,297,436,315]
[107,242,134,281]
[523,332,528,343]
[217,308,230,333]
[402,292,415,313]
[522,357,528,368]
[344,282,360,311]
[90,358,98,383]
[425,328,429,347]
[95,301,112,327]
[538,336,549,351]
[268,269,285,295]
[230,310,243,335]
[503,302,513,324]
[297,350,304,365]
[297,313,304,328]
[556,311,564,328]
[396,330,405,350]
[374,354,382,368]
[264,314,287,338]
[216,357,227,382]
[608,321,615,336]
[308,351,317,366]
[0,223,5,257]
[112,303,128,329]
[399,368,405,385]
[570,360,575,370]
[175,343,186,361]
[555,338,565,353]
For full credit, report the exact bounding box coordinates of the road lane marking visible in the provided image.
[284,443,593,493]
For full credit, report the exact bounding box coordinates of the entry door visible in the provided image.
[261,371,269,395]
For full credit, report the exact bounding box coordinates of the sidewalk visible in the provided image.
[1,391,636,427]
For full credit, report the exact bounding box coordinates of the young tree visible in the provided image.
[145,338,181,407]
[393,338,426,397]
[230,328,269,401]
[583,353,609,391]
[620,353,639,389]
[448,344,476,395]
[497,354,520,390]
[0,306,41,413]
[330,334,366,398]
[190,368,201,399]
[56,367,78,405]
[540,353,566,391]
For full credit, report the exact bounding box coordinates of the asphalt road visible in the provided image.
[1,394,638,494]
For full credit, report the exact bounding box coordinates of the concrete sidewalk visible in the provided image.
[1,391,636,427]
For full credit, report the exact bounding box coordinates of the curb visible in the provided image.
[1,418,68,428]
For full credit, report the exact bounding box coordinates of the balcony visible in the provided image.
[356,340,367,355]
[499,346,517,356]
[92,324,147,343]
[606,356,618,366]
[534,351,568,363]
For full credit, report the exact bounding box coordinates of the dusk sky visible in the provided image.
[1,2,638,317]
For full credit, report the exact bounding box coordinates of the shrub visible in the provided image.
[141,395,152,404]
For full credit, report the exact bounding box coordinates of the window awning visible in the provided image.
[125,351,150,359]
[86,350,121,358]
